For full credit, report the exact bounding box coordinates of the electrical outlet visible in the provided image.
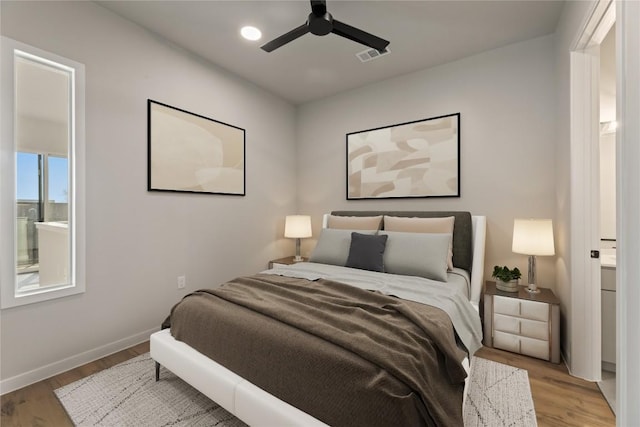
[177,275,186,289]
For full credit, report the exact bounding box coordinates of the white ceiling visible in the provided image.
[97,0,564,105]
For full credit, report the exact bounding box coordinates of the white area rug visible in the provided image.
[464,357,538,426]
[56,353,536,426]
[55,354,246,427]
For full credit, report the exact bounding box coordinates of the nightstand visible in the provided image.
[483,281,561,363]
[268,256,308,269]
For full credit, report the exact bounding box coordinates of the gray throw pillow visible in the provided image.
[345,232,388,272]
[381,231,450,282]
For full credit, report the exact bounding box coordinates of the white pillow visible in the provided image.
[380,231,450,282]
[327,215,383,230]
[309,228,376,266]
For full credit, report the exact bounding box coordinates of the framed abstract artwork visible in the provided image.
[346,113,460,200]
[147,100,245,195]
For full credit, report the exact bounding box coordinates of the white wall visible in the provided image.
[296,35,558,289]
[599,25,616,123]
[599,25,616,241]
[600,132,616,240]
[0,1,297,388]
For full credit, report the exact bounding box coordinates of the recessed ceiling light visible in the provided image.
[241,26,262,41]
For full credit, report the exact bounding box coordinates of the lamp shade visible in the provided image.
[284,215,312,239]
[512,219,555,256]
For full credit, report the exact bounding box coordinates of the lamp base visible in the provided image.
[294,238,303,262]
[526,256,540,293]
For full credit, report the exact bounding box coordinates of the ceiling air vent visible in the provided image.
[356,47,390,63]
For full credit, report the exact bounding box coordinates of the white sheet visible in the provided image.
[262,262,483,355]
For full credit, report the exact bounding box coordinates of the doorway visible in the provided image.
[597,23,616,413]
[570,3,640,423]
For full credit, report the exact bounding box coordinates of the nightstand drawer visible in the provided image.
[493,331,550,360]
[493,296,520,316]
[520,299,549,321]
[493,330,520,353]
[494,295,549,321]
[520,335,550,360]
[494,313,548,341]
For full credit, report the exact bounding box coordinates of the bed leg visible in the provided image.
[155,361,160,381]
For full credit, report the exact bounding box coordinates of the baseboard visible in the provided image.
[0,326,159,395]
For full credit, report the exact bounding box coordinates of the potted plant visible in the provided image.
[492,265,522,292]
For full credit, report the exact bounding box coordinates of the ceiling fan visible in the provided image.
[261,0,390,53]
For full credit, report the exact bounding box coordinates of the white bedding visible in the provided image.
[262,261,483,355]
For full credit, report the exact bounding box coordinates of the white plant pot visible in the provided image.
[495,279,519,293]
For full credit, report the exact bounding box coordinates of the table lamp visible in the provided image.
[512,218,555,293]
[284,215,312,262]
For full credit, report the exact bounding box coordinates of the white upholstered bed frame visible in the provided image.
[150,215,486,426]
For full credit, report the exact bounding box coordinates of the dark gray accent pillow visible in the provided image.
[309,228,376,266]
[345,232,388,272]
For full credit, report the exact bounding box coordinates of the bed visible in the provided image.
[151,211,486,427]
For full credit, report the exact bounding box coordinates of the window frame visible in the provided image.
[1,37,85,308]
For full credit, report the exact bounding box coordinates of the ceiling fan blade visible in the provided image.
[261,23,310,52]
[331,19,389,52]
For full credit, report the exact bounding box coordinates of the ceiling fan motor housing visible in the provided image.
[261,0,389,53]
[308,12,333,36]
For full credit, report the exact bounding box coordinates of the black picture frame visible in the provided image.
[346,113,460,200]
[147,99,246,196]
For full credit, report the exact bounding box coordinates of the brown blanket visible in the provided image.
[169,273,467,427]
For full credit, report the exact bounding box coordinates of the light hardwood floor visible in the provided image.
[475,347,615,427]
[1,342,149,427]
[1,343,615,426]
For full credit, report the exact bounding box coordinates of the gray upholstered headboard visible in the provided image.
[330,211,473,273]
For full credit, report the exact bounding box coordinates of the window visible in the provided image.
[1,37,85,308]
[16,153,70,293]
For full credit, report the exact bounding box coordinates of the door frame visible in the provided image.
[571,0,640,422]
[569,0,613,382]
[615,1,640,423]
